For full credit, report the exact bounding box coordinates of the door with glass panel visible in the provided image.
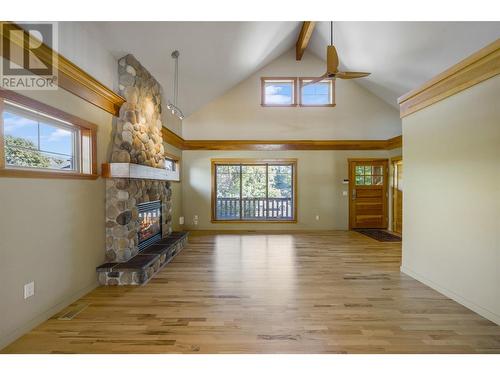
[348,159,388,229]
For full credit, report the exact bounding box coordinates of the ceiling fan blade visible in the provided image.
[336,71,371,79]
[302,73,329,86]
[326,45,339,74]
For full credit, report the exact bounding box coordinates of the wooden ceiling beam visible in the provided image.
[296,21,316,61]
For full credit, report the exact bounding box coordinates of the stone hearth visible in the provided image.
[97,232,188,286]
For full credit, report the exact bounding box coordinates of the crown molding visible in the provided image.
[386,135,402,150]
[398,39,500,118]
[162,127,402,151]
[0,22,125,116]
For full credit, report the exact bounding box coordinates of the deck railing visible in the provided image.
[216,197,293,220]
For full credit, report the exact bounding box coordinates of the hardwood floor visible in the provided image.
[2,231,500,354]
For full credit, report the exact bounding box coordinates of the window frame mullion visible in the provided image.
[239,164,242,220]
[265,163,269,220]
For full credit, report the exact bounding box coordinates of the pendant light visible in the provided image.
[166,50,184,120]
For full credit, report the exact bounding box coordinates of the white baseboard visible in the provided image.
[401,265,500,326]
[0,281,98,351]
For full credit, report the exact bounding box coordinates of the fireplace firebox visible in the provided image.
[137,201,162,250]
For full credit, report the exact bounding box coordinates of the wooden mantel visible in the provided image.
[102,163,180,181]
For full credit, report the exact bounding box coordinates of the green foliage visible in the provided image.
[242,166,266,198]
[216,164,292,198]
[4,135,68,169]
[216,165,240,197]
[268,166,292,198]
[4,135,52,168]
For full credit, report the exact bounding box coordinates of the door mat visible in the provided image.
[354,229,402,242]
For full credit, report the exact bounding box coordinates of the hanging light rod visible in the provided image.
[166,50,184,120]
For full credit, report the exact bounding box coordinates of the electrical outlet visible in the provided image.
[24,281,34,299]
[315,215,320,221]
[194,215,198,220]
[193,215,199,226]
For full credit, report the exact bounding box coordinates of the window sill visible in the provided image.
[211,219,297,224]
[0,168,99,180]
[260,104,298,107]
[299,103,336,107]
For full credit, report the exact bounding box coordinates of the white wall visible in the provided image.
[180,49,401,231]
[162,102,183,137]
[164,142,183,231]
[0,24,117,349]
[401,76,500,325]
[0,88,113,349]
[182,49,401,140]
[182,149,393,231]
[59,22,118,90]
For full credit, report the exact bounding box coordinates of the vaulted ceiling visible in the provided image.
[85,22,301,116]
[86,21,499,116]
[309,22,500,108]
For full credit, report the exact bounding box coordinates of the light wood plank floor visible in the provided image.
[3,231,500,354]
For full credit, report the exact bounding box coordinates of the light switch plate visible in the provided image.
[342,191,348,196]
[24,281,34,299]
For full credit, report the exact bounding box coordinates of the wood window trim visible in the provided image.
[164,151,181,182]
[211,158,298,223]
[298,77,336,107]
[164,151,180,162]
[0,89,99,180]
[260,77,298,107]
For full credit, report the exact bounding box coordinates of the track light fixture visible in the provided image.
[166,50,184,120]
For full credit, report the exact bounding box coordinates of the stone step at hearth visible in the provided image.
[96,231,188,286]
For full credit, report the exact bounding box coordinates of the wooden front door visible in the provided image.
[349,159,388,229]
[392,157,403,234]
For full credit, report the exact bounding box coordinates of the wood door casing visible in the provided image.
[392,157,403,234]
[348,159,389,229]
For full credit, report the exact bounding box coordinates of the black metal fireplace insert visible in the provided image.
[137,200,162,251]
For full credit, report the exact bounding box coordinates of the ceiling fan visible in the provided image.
[306,21,370,86]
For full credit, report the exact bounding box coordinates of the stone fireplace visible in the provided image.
[96,54,187,286]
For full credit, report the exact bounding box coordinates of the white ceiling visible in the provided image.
[86,21,499,116]
[85,22,301,116]
[308,22,500,108]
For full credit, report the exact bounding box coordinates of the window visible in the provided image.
[164,152,180,181]
[0,91,97,179]
[261,77,297,106]
[299,78,335,106]
[261,77,336,107]
[165,158,176,172]
[355,165,384,186]
[212,159,297,222]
